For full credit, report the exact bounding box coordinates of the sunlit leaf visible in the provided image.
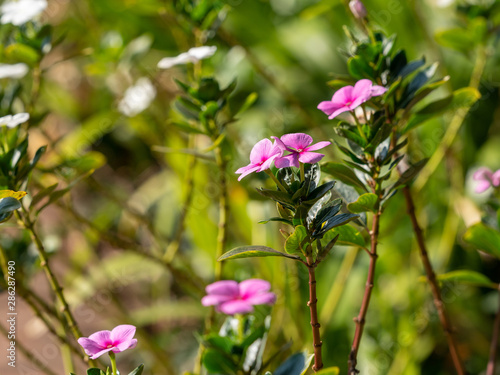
[347,193,378,213]
[218,246,302,261]
[464,222,500,259]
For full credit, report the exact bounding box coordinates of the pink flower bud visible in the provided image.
[349,0,367,19]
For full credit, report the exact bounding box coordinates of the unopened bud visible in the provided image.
[349,0,367,19]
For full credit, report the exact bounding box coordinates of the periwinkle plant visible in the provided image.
[222,133,359,372]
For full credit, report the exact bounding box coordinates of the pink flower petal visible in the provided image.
[330,85,353,106]
[492,169,500,186]
[201,294,235,306]
[239,279,271,299]
[298,151,325,164]
[77,338,104,356]
[317,100,343,115]
[280,133,313,150]
[352,79,373,100]
[88,330,112,347]
[114,338,138,352]
[275,154,300,168]
[89,347,114,360]
[473,167,493,181]
[236,164,260,181]
[244,292,277,306]
[110,325,136,345]
[218,300,255,315]
[258,153,280,172]
[205,280,239,297]
[475,180,491,193]
[328,106,351,120]
[305,141,331,152]
[249,138,274,164]
[370,85,387,96]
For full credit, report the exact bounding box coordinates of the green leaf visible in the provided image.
[128,364,145,375]
[259,217,293,225]
[323,225,365,248]
[232,92,258,116]
[30,184,58,207]
[316,367,340,375]
[347,55,373,80]
[347,193,378,213]
[257,188,295,206]
[322,162,367,191]
[202,348,238,374]
[5,43,40,65]
[463,223,500,259]
[390,159,428,190]
[434,270,497,289]
[435,28,476,54]
[202,334,234,353]
[0,197,21,223]
[86,369,103,375]
[285,225,308,255]
[218,246,301,262]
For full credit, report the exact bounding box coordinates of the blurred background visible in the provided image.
[0,0,500,374]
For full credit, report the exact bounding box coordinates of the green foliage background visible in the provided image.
[2,0,500,374]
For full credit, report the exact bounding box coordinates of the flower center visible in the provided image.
[106,344,114,349]
[346,101,352,106]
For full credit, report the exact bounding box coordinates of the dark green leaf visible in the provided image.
[0,197,21,222]
[322,162,367,191]
[202,348,238,374]
[259,217,293,225]
[347,56,373,80]
[257,188,295,206]
[86,369,103,375]
[274,352,313,375]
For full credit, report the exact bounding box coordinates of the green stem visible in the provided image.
[300,163,305,182]
[214,145,229,282]
[264,169,287,192]
[109,352,118,375]
[352,111,368,144]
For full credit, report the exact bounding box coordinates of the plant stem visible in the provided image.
[401,186,465,375]
[348,210,380,374]
[16,210,93,365]
[486,285,500,375]
[300,163,305,182]
[214,145,229,281]
[306,256,323,372]
[109,352,118,375]
[265,169,287,192]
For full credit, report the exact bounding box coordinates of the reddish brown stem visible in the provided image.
[401,186,465,375]
[348,210,380,374]
[306,256,323,372]
[487,286,500,375]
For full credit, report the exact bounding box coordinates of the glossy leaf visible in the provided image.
[218,246,301,261]
[274,352,313,375]
[316,367,340,375]
[0,197,21,222]
[463,223,500,259]
[0,190,27,200]
[347,193,378,213]
[322,162,367,191]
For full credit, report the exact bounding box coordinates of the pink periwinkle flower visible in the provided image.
[77,325,138,359]
[473,167,500,193]
[201,279,276,315]
[317,79,387,120]
[235,138,283,181]
[349,0,367,19]
[271,133,331,168]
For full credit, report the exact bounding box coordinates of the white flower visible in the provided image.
[0,63,29,79]
[0,113,30,128]
[1,0,47,26]
[118,78,156,117]
[157,46,217,69]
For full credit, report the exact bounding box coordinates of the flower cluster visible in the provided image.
[202,279,276,315]
[317,79,386,120]
[473,167,500,193]
[236,133,330,180]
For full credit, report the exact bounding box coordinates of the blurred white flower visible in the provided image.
[0,63,29,79]
[0,113,30,128]
[435,0,454,7]
[118,78,156,117]
[1,0,47,26]
[157,46,217,69]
